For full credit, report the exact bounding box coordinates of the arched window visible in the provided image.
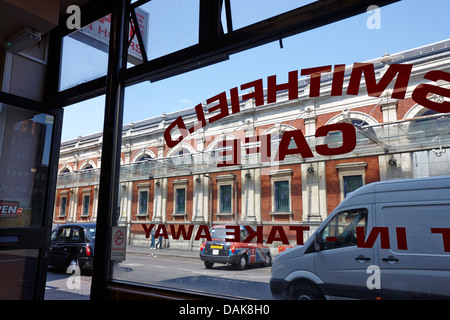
[177,148,190,156]
[170,147,192,166]
[137,154,153,162]
[60,168,70,174]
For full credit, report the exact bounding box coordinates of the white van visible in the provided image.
[270,176,450,300]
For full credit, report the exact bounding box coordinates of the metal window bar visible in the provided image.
[220,185,232,212]
[343,175,363,197]
[176,188,186,213]
[83,195,90,215]
[139,190,148,214]
[275,181,289,212]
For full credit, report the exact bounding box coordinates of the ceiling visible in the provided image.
[0,0,90,47]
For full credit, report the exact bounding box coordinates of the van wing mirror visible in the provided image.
[314,233,322,252]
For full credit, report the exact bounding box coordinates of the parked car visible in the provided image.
[200,225,271,269]
[48,223,96,275]
[270,176,450,300]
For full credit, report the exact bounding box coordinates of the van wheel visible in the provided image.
[204,261,214,269]
[293,282,324,300]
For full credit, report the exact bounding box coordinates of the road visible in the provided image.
[45,267,91,300]
[45,248,274,300]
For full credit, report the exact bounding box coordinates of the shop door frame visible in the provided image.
[0,91,63,300]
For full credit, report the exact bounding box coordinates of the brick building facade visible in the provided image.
[53,39,450,250]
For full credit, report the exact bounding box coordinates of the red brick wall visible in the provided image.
[325,156,380,215]
[397,97,417,119]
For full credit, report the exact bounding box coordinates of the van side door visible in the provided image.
[315,207,377,299]
[376,203,450,299]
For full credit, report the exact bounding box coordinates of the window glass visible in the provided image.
[60,197,67,217]
[85,226,96,242]
[139,190,148,215]
[59,15,110,91]
[219,185,232,212]
[320,209,367,250]
[83,195,90,216]
[274,181,289,212]
[50,229,59,243]
[0,105,55,228]
[175,188,186,213]
[127,0,199,64]
[343,175,363,197]
[71,228,81,242]
[57,0,450,300]
[112,0,450,299]
[58,227,72,243]
[229,0,315,30]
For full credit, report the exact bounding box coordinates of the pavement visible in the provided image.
[45,246,200,300]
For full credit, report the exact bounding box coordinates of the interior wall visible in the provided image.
[1,34,49,101]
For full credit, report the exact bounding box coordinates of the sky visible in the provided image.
[60,0,450,141]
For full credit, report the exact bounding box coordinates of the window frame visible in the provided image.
[172,179,189,217]
[343,175,363,198]
[274,180,290,212]
[137,190,149,216]
[59,193,68,217]
[219,184,232,213]
[215,174,235,217]
[81,190,91,217]
[336,162,367,201]
[269,169,293,215]
[175,188,186,214]
[318,208,368,251]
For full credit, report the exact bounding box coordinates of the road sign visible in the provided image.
[111,226,127,261]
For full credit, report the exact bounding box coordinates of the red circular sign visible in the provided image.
[114,230,124,245]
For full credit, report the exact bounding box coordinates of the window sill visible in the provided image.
[172,213,187,217]
[215,212,234,216]
[270,211,293,216]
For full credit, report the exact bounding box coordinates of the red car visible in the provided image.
[199,225,272,269]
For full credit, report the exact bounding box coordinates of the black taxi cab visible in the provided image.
[48,223,96,275]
